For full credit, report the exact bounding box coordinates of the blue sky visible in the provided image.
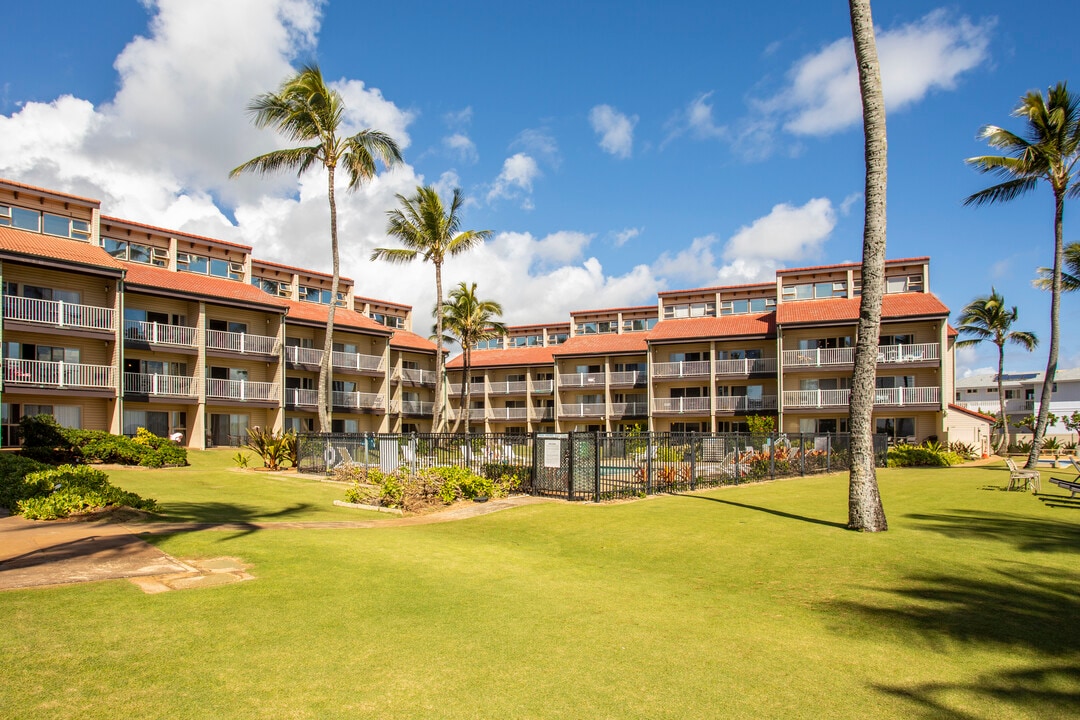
[1,0,1077,377]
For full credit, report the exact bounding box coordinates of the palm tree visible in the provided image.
[1035,241,1080,292]
[955,289,1038,451]
[846,0,889,532]
[231,64,402,433]
[965,82,1080,468]
[371,187,491,432]
[439,282,505,433]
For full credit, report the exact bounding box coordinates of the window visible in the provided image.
[123,410,170,437]
[672,422,706,433]
[799,418,848,433]
[614,362,646,373]
[721,298,776,315]
[577,322,598,335]
[300,286,331,304]
[509,335,543,347]
[886,274,924,294]
[671,387,709,398]
[208,319,247,334]
[623,317,658,332]
[798,336,852,350]
[4,342,80,363]
[285,337,314,349]
[670,351,708,362]
[209,258,242,280]
[285,417,314,433]
[210,413,248,446]
[717,349,762,360]
[176,252,209,275]
[22,285,81,304]
[876,417,916,439]
[875,375,915,389]
[783,282,845,301]
[475,337,503,350]
[371,312,405,328]
[664,304,690,319]
[879,334,915,346]
[105,238,167,266]
[716,421,750,433]
[597,320,618,333]
[252,276,292,297]
[548,333,568,345]
[1004,389,1017,399]
[21,404,82,429]
[782,283,814,301]
[1,403,20,447]
[331,418,359,434]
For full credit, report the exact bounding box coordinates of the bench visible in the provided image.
[1049,477,1080,498]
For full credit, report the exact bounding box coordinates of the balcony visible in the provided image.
[782,387,940,409]
[284,346,322,366]
[652,397,711,414]
[124,372,197,398]
[448,382,483,396]
[206,329,279,356]
[488,407,529,421]
[952,399,1029,415]
[285,388,317,407]
[609,371,647,387]
[610,401,649,418]
[782,343,940,369]
[205,378,279,402]
[394,367,437,386]
[559,372,606,388]
[3,295,115,333]
[448,408,486,421]
[652,361,710,379]
[714,395,778,413]
[332,390,385,411]
[559,403,606,418]
[395,399,434,415]
[4,358,114,390]
[124,320,196,348]
[714,357,777,376]
[331,350,383,374]
[531,406,555,421]
[488,380,528,395]
[530,380,554,394]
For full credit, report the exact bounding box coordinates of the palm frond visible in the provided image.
[230,146,322,178]
[369,247,418,264]
[962,177,1040,206]
[1006,330,1038,351]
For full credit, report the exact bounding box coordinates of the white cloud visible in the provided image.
[589,104,637,158]
[663,91,728,147]
[767,10,994,137]
[443,106,473,128]
[612,227,642,247]
[511,128,560,168]
[652,198,837,285]
[486,153,541,206]
[443,132,478,164]
[839,192,862,216]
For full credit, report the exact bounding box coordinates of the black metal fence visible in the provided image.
[298,431,887,502]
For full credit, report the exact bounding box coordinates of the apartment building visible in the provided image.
[447,258,955,442]
[954,368,1080,438]
[0,178,437,447]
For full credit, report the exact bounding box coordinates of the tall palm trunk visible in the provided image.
[1027,189,1065,468]
[317,165,338,433]
[847,0,888,532]
[459,347,472,435]
[432,264,445,432]
[996,343,1010,452]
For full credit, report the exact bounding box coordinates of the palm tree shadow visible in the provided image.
[141,502,316,541]
[672,493,847,529]
[905,509,1080,554]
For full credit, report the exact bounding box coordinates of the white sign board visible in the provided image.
[543,439,562,468]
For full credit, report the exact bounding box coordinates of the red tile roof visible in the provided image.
[776,293,949,325]
[390,330,437,352]
[506,322,570,331]
[776,257,929,275]
[948,403,997,423]
[353,294,411,310]
[648,312,776,342]
[283,300,391,335]
[552,333,648,356]
[0,227,123,273]
[659,281,774,297]
[123,262,286,310]
[101,216,252,251]
[447,347,555,369]
[1,178,100,206]
[947,324,958,338]
[253,257,353,283]
[571,304,656,315]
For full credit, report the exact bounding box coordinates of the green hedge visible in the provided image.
[19,416,187,468]
[886,445,964,467]
[0,459,157,519]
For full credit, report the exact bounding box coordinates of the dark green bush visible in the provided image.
[15,464,157,520]
[344,464,521,513]
[18,416,187,468]
[886,445,964,467]
[0,453,51,510]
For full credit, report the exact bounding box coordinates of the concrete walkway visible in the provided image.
[0,495,553,592]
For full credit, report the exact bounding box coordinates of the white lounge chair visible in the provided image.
[1005,457,1040,492]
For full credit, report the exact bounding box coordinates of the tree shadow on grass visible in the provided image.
[142,501,316,540]
[672,493,847,529]
[828,563,1080,718]
[905,509,1080,554]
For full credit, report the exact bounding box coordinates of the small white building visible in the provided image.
[954,368,1080,440]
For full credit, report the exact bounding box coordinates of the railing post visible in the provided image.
[593,431,601,502]
[690,436,697,490]
[57,361,66,388]
[567,432,575,502]
[645,432,654,495]
[57,300,65,328]
[240,380,247,401]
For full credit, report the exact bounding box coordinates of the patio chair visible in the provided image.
[1005,457,1040,492]
[1071,457,1080,476]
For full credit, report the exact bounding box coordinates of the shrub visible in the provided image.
[0,453,51,510]
[17,416,187,468]
[12,464,157,520]
[244,427,296,470]
[1008,440,1033,455]
[343,464,522,514]
[887,445,964,467]
[949,441,978,460]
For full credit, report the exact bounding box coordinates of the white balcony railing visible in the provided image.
[610,401,649,417]
[559,403,607,417]
[559,372,606,387]
[783,343,940,368]
[397,400,434,415]
[448,383,483,396]
[285,388,318,407]
[4,296,115,332]
[651,361,711,379]
[714,395,778,412]
[205,378,279,401]
[206,330,279,356]
[124,372,197,397]
[531,406,555,421]
[609,371,647,386]
[123,320,196,347]
[952,399,1029,414]
[395,368,437,385]
[331,350,383,373]
[530,380,554,394]
[783,387,940,408]
[488,407,529,420]
[5,358,114,389]
[714,357,777,376]
[448,408,486,421]
[652,397,711,413]
[488,380,529,395]
[332,390,385,410]
[285,346,323,365]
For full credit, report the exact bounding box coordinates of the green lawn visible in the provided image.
[2,456,1079,719]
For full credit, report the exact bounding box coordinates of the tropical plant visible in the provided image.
[1063,410,1080,444]
[438,282,505,433]
[745,415,776,436]
[846,0,889,532]
[1013,412,1059,436]
[231,64,402,432]
[1035,241,1080,292]
[371,187,491,431]
[244,427,297,471]
[965,82,1080,469]
[954,288,1038,451]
